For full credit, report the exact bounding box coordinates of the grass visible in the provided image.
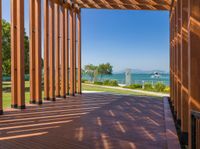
[2,81,161,109]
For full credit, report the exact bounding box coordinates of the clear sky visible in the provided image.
[2,0,169,72]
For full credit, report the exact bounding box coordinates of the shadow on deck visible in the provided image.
[0,93,180,149]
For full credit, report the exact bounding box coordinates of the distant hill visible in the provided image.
[114,69,169,74]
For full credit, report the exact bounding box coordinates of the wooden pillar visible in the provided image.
[60,6,66,98]
[181,0,189,144]
[29,0,36,104]
[55,3,60,97]
[65,8,69,95]
[73,10,77,93]
[0,0,2,114]
[77,10,82,94]
[69,8,74,96]
[11,0,18,108]
[44,0,49,100]
[16,0,25,109]
[188,0,200,148]
[49,0,55,101]
[35,0,42,104]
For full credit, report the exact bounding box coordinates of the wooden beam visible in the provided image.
[44,0,49,100]
[65,8,69,96]
[0,0,2,114]
[35,0,42,104]
[77,10,82,94]
[49,0,55,101]
[29,0,36,104]
[60,6,66,98]
[73,10,77,93]
[69,8,74,96]
[16,0,25,109]
[11,0,18,108]
[55,3,60,97]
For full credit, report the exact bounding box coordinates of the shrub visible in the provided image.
[144,83,153,91]
[126,84,142,89]
[81,79,88,83]
[154,82,166,92]
[103,80,118,86]
[164,86,170,93]
[94,81,103,85]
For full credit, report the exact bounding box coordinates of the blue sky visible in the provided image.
[2,1,169,72]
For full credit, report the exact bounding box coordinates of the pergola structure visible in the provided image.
[0,0,199,148]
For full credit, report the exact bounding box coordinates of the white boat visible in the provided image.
[151,72,161,78]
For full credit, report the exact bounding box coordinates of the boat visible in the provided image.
[151,72,161,78]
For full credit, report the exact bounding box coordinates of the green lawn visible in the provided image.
[2,81,160,109]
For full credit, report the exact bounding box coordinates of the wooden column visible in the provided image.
[77,10,82,94]
[35,0,42,104]
[69,8,74,96]
[0,0,2,114]
[55,3,60,97]
[44,0,49,100]
[16,0,25,109]
[49,0,55,101]
[188,0,200,148]
[65,8,69,95]
[60,6,66,98]
[181,0,189,143]
[73,10,77,93]
[29,0,36,104]
[11,0,18,108]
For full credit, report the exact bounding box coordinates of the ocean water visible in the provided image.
[83,73,170,86]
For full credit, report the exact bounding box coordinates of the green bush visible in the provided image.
[164,86,170,93]
[126,84,142,89]
[154,82,166,92]
[94,81,103,85]
[144,83,153,91]
[81,79,88,83]
[103,80,118,86]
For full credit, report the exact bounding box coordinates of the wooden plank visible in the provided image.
[49,0,55,101]
[65,8,69,95]
[35,0,42,104]
[29,0,36,104]
[11,0,18,108]
[16,0,25,109]
[69,8,74,96]
[44,0,49,100]
[77,10,82,94]
[73,10,77,93]
[60,6,66,98]
[55,3,60,97]
[0,0,2,114]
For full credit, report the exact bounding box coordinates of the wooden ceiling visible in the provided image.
[72,0,172,10]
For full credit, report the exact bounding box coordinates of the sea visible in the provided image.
[82,73,170,86]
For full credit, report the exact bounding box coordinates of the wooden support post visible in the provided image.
[44,0,49,100]
[49,0,55,101]
[29,0,36,104]
[0,0,2,114]
[16,0,25,109]
[35,0,42,104]
[65,8,69,96]
[11,0,18,108]
[73,10,77,93]
[69,8,74,96]
[77,10,82,94]
[60,6,66,98]
[55,3,60,97]
[188,0,200,148]
[181,0,189,144]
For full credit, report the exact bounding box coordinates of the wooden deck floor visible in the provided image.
[0,93,180,149]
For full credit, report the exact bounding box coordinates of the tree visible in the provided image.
[84,64,98,82]
[97,63,113,80]
[2,19,29,75]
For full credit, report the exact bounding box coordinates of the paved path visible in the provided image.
[84,83,169,97]
[0,93,179,149]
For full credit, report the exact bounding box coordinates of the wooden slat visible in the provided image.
[29,0,36,104]
[73,11,77,93]
[65,8,69,95]
[0,0,2,114]
[44,0,49,100]
[49,0,55,101]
